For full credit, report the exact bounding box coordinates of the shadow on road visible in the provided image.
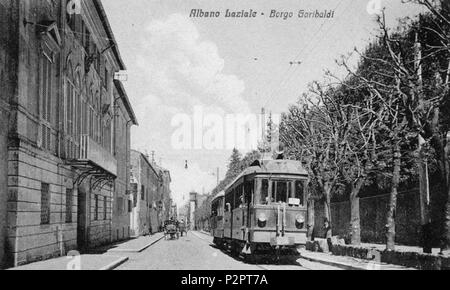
[208,243,303,267]
[84,237,138,255]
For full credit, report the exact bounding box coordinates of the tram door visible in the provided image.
[232,184,245,241]
[224,191,232,239]
[243,179,254,241]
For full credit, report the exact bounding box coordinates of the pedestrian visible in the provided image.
[179,219,186,237]
[323,218,333,253]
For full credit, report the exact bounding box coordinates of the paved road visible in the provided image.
[116,231,340,270]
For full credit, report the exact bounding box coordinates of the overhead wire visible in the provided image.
[260,0,351,111]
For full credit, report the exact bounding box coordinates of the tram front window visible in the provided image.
[275,181,288,203]
[295,181,305,206]
[261,179,269,205]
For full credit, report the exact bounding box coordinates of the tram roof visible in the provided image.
[211,191,225,202]
[225,159,308,191]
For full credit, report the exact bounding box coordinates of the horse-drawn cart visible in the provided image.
[164,220,179,240]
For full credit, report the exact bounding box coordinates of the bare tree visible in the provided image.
[405,0,450,253]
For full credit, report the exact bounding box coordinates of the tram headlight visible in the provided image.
[258,213,267,228]
[295,214,305,229]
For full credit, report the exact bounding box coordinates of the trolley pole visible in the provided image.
[217,168,220,186]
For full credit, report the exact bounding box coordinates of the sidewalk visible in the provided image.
[9,254,129,271]
[106,232,165,253]
[9,233,165,270]
[357,243,445,256]
[299,250,416,270]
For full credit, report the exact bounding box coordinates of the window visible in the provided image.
[65,75,79,159]
[94,195,99,220]
[41,183,51,225]
[231,187,239,210]
[103,63,109,89]
[66,80,74,136]
[141,185,145,201]
[244,180,254,204]
[261,179,269,204]
[67,12,76,32]
[128,200,132,213]
[104,197,108,220]
[82,23,91,54]
[235,184,244,208]
[39,45,53,151]
[295,181,305,206]
[66,189,73,223]
[67,9,82,40]
[81,99,87,134]
[225,192,232,212]
[211,201,218,217]
[118,197,124,214]
[274,181,288,203]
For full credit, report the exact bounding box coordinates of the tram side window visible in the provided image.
[233,187,240,210]
[231,189,236,210]
[276,181,288,203]
[244,180,254,205]
[261,179,269,205]
[237,184,245,208]
[225,193,232,212]
[295,181,305,206]
[218,199,224,216]
[211,201,218,217]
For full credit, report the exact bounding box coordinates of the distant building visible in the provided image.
[0,0,137,267]
[171,203,178,220]
[187,192,209,230]
[130,150,160,236]
[111,80,138,243]
[153,164,172,229]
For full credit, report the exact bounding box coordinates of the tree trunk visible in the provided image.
[323,188,332,236]
[350,194,361,245]
[417,135,432,253]
[350,181,363,245]
[307,199,315,241]
[444,185,450,252]
[442,132,450,252]
[386,144,401,251]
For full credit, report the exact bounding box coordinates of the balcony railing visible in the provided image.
[79,134,118,177]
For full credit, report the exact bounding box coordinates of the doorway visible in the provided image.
[77,187,88,251]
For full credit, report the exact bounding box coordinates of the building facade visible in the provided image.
[0,0,137,267]
[0,0,14,268]
[129,150,160,237]
[154,165,172,230]
[111,80,137,243]
[188,192,209,231]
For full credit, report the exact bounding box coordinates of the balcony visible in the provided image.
[79,134,118,177]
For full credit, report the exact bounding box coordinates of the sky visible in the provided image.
[101,0,425,208]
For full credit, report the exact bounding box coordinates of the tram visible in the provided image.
[210,158,308,261]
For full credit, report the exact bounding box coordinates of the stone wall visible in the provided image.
[7,142,78,266]
[0,0,17,269]
[313,190,425,246]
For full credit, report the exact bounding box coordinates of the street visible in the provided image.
[116,232,341,270]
